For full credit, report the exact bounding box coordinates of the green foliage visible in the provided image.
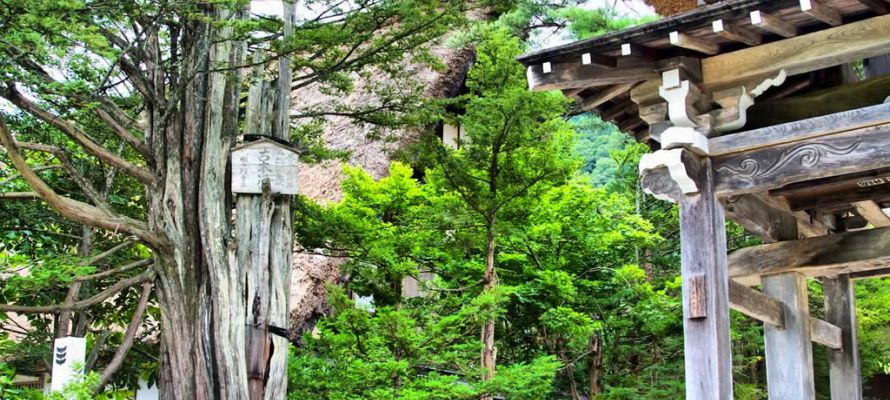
[553,7,658,40]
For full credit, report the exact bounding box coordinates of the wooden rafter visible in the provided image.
[800,0,843,26]
[669,31,719,55]
[750,10,799,38]
[580,82,638,110]
[712,19,762,46]
[856,0,888,15]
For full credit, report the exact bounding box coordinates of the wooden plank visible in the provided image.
[729,280,785,327]
[728,227,890,285]
[581,82,638,110]
[712,19,762,46]
[702,13,890,89]
[527,62,657,91]
[800,0,843,26]
[749,10,799,38]
[712,123,890,196]
[823,275,864,399]
[762,272,816,400]
[678,156,733,400]
[856,0,889,15]
[669,31,719,55]
[853,200,890,227]
[809,316,843,349]
[709,103,890,156]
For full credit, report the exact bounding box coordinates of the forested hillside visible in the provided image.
[0,1,888,399]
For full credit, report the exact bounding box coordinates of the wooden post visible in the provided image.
[678,156,734,400]
[762,272,816,400]
[823,274,863,400]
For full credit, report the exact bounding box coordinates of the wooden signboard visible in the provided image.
[231,138,299,195]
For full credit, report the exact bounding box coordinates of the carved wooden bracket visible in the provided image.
[707,70,787,133]
[639,148,702,202]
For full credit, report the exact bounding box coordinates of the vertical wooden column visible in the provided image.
[678,157,734,400]
[824,274,862,400]
[762,272,815,400]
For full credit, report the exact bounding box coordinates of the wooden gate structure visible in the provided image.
[518,1,890,399]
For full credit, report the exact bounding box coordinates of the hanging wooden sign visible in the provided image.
[231,138,300,195]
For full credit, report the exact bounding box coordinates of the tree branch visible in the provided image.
[0,191,39,200]
[97,280,152,391]
[75,259,152,282]
[0,268,155,313]
[0,84,154,184]
[0,117,167,250]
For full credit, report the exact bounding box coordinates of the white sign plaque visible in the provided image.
[231,141,299,195]
[51,336,86,392]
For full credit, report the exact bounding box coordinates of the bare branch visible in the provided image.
[0,191,39,200]
[75,259,153,282]
[0,117,167,250]
[97,280,153,390]
[0,84,155,184]
[0,164,61,185]
[81,241,136,266]
[0,268,155,313]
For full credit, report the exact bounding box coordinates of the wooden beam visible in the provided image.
[712,123,890,196]
[527,62,657,92]
[709,103,890,156]
[809,315,843,349]
[712,19,762,46]
[762,272,816,400]
[801,0,843,26]
[678,155,733,400]
[750,10,799,38]
[722,194,798,243]
[857,0,889,14]
[852,200,890,227]
[823,275,864,399]
[580,82,637,110]
[728,227,890,285]
[702,13,890,89]
[729,280,784,327]
[669,31,719,55]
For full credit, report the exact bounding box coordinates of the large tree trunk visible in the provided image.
[146,5,253,399]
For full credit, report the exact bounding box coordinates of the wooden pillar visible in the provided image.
[678,157,734,400]
[824,274,863,400]
[762,272,815,400]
